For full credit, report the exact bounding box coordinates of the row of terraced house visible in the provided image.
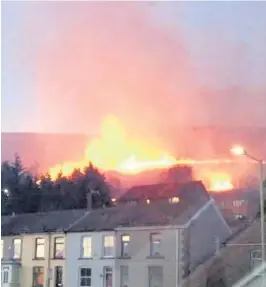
[1,181,265,287]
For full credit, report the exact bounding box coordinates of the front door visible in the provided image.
[55,266,63,287]
[103,267,112,287]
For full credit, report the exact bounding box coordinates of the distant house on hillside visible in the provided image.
[118,180,208,205]
[210,188,259,222]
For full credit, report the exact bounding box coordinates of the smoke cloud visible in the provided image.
[3,2,266,176]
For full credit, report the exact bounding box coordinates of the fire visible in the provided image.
[203,171,234,192]
[48,115,235,192]
[49,115,177,179]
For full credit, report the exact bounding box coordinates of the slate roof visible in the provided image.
[1,181,212,235]
[119,180,209,203]
[1,209,87,236]
[183,219,266,287]
[67,183,211,232]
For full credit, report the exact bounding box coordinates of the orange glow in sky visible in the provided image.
[205,171,234,192]
[48,115,234,192]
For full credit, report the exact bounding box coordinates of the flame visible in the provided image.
[48,115,235,192]
[203,171,234,192]
[49,115,177,179]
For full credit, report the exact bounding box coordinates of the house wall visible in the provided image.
[65,231,116,287]
[180,202,232,277]
[19,233,66,287]
[115,228,180,287]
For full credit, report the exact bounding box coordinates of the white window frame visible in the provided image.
[79,267,91,287]
[121,235,130,257]
[81,236,92,258]
[150,233,162,256]
[12,238,22,259]
[54,237,64,259]
[148,266,163,287]
[1,266,10,283]
[103,235,115,258]
[251,249,262,268]
[120,265,129,287]
[35,238,45,258]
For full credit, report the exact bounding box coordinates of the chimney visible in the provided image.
[86,192,92,211]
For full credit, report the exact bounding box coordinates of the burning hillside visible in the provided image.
[47,115,240,192]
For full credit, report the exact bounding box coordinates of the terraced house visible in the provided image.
[1,210,86,287]
[1,181,233,287]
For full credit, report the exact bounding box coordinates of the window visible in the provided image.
[148,266,163,287]
[55,266,63,287]
[1,266,10,283]
[79,268,91,287]
[81,236,92,258]
[251,249,262,268]
[120,266,129,287]
[233,200,245,207]
[32,266,44,287]
[54,237,64,259]
[103,236,114,257]
[169,197,180,204]
[121,235,130,257]
[12,238,22,259]
[103,267,113,287]
[35,238,45,258]
[1,239,3,259]
[150,233,162,256]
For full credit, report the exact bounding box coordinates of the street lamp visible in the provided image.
[231,145,265,265]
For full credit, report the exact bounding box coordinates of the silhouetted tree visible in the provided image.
[1,155,112,214]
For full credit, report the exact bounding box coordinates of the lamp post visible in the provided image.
[231,146,265,266]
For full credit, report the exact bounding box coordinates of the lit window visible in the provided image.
[146,199,150,204]
[81,236,92,258]
[35,238,45,258]
[169,197,180,204]
[79,268,91,287]
[54,237,64,259]
[12,238,22,259]
[150,233,162,256]
[103,236,114,257]
[121,235,130,257]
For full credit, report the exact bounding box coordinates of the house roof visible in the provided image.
[1,181,212,235]
[183,219,266,287]
[67,183,211,232]
[119,180,209,203]
[1,209,87,236]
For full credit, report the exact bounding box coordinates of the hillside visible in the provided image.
[2,127,266,175]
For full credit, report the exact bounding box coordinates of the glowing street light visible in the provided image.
[231,145,246,156]
[3,188,9,195]
[231,145,265,271]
